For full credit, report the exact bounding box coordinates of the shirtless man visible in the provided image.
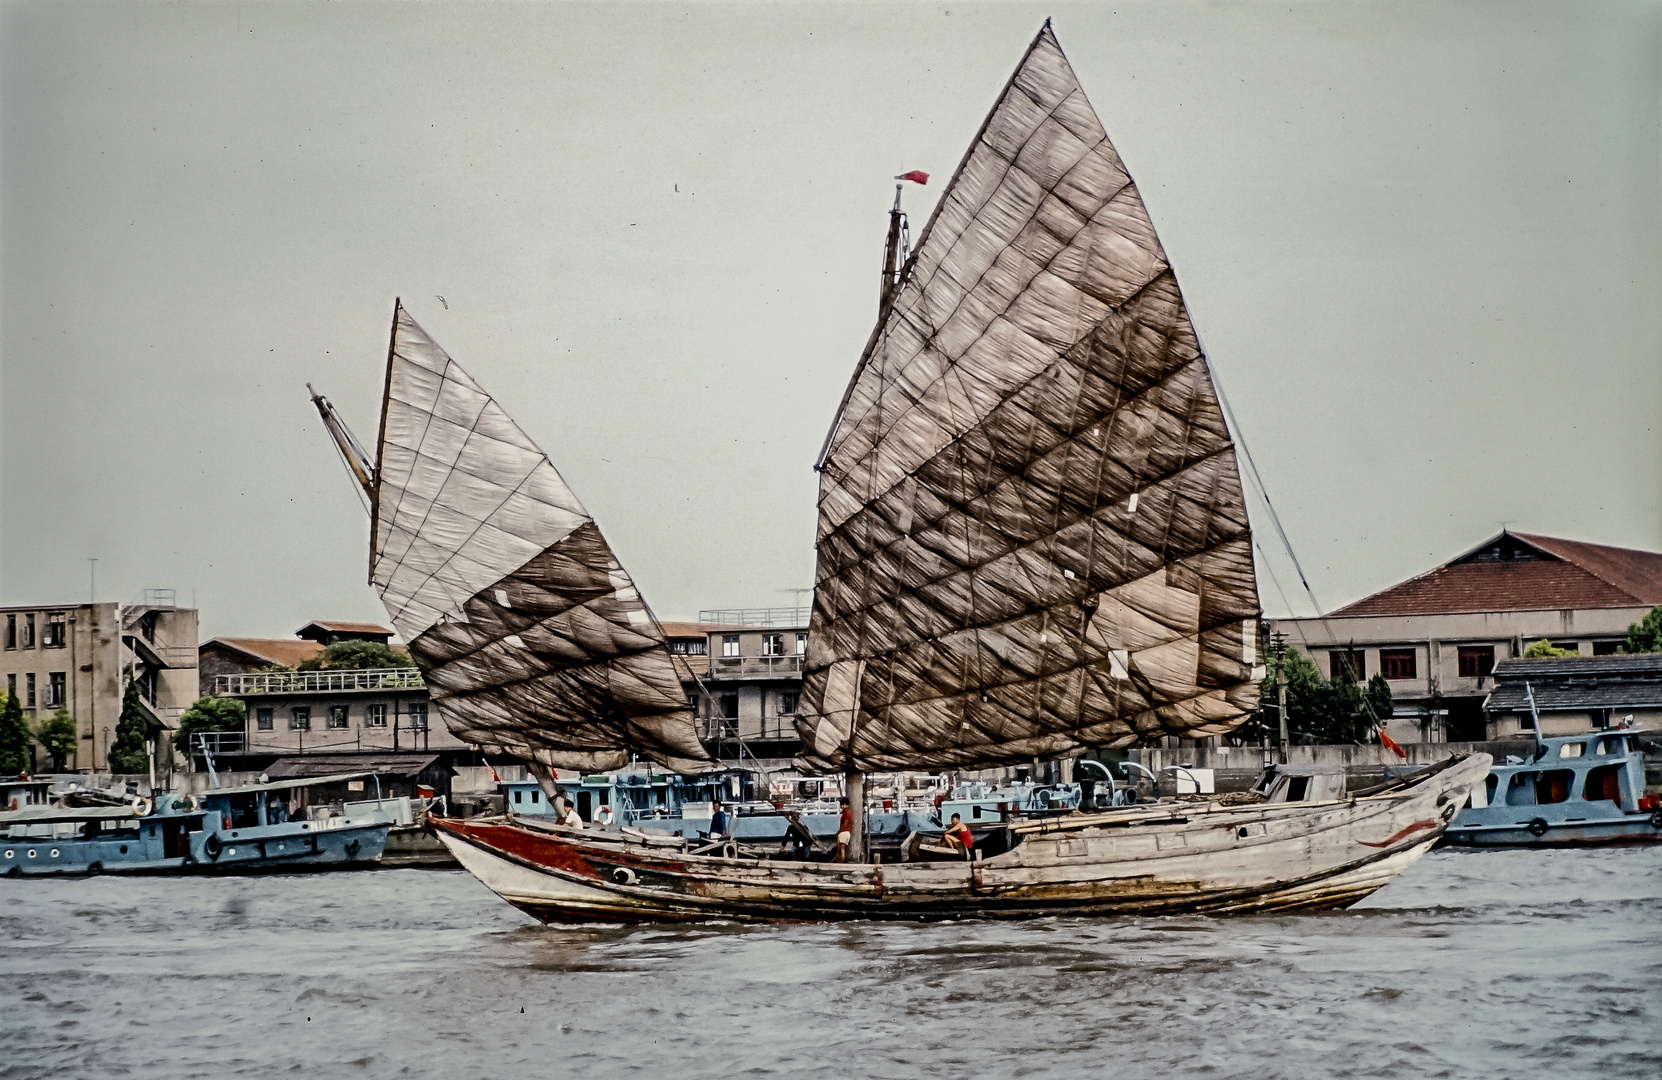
[942,813,974,859]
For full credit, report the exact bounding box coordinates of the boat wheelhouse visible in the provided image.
[1445,728,1661,846]
[2,798,207,875]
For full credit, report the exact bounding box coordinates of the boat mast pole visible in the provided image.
[1273,632,1289,764]
[878,183,904,314]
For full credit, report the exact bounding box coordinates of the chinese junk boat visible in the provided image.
[316,23,1486,923]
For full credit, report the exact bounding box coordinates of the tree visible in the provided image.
[1260,647,1389,745]
[1623,605,1662,654]
[174,696,246,754]
[0,691,30,775]
[1523,638,1578,659]
[108,679,151,774]
[296,640,407,671]
[36,708,78,772]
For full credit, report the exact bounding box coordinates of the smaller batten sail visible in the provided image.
[339,303,710,773]
[800,25,1262,772]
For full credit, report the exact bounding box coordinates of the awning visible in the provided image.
[262,754,441,780]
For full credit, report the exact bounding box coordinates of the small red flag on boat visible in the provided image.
[1378,728,1408,759]
[483,760,501,783]
[896,170,930,185]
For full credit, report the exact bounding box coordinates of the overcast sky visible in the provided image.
[2,0,1658,641]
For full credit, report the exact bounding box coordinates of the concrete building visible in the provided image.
[1272,531,1662,743]
[1484,654,1662,739]
[669,609,809,762]
[197,620,462,772]
[0,592,198,774]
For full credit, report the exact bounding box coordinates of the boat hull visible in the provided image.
[433,754,1489,923]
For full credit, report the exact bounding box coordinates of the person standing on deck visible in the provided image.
[834,797,853,862]
[782,811,815,861]
[708,799,728,838]
[555,796,584,829]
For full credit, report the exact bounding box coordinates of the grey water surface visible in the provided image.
[2,847,1658,1080]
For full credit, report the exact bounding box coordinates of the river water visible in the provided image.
[2,846,1658,1080]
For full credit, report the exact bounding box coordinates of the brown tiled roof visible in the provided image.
[297,620,392,636]
[203,638,326,667]
[657,621,711,638]
[1330,532,1662,618]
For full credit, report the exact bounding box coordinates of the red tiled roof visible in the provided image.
[1329,532,1662,617]
[203,638,326,667]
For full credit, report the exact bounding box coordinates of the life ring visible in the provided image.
[1526,818,1549,838]
[611,866,639,886]
[203,834,222,861]
[131,797,152,817]
[1649,809,1662,829]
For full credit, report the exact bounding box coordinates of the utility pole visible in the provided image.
[1273,632,1290,764]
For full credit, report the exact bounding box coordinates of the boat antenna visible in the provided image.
[1525,681,1545,754]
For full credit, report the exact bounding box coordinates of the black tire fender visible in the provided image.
[1649,809,1662,829]
[203,833,222,861]
[1526,817,1549,838]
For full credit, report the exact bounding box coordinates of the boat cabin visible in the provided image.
[1254,764,1348,803]
[0,778,52,812]
[1472,730,1647,813]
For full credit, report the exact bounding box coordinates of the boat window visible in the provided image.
[1536,770,1573,805]
[1582,765,1622,803]
[512,790,522,804]
[1558,743,1583,759]
[529,790,540,804]
[1505,773,1536,806]
[1286,776,1309,802]
[1484,774,1499,803]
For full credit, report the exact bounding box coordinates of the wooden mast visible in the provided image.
[367,297,401,585]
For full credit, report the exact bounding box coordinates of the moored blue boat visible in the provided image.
[1445,728,1662,847]
[0,772,393,875]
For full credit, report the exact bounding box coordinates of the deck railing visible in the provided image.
[214,668,426,696]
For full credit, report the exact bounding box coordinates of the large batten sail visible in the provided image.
[360,304,710,773]
[800,25,1262,771]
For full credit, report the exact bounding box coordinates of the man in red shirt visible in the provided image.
[943,813,974,859]
[835,797,854,862]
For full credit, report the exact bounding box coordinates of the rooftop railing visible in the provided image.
[699,607,810,628]
[214,668,426,696]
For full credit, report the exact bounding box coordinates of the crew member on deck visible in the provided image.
[943,813,974,859]
[556,797,584,829]
[709,799,728,838]
[835,797,853,862]
[783,811,815,861]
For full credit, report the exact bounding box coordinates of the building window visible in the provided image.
[1553,641,1581,655]
[42,613,66,648]
[365,704,388,728]
[762,633,783,657]
[722,635,740,658]
[290,707,311,731]
[328,705,349,730]
[779,690,800,715]
[21,614,35,649]
[1592,640,1622,656]
[1380,649,1417,680]
[4,614,14,649]
[1457,646,1495,679]
[1328,650,1365,682]
[409,702,429,730]
[670,638,707,656]
[256,707,274,731]
[25,673,35,708]
[719,694,739,720]
[796,633,808,655]
[45,672,65,708]
[6,673,14,700]
[1590,708,1612,730]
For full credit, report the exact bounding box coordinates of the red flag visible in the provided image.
[1379,728,1408,759]
[483,760,501,783]
[896,170,930,185]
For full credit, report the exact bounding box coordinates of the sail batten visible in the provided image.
[800,25,1261,771]
[363,306,711,773]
